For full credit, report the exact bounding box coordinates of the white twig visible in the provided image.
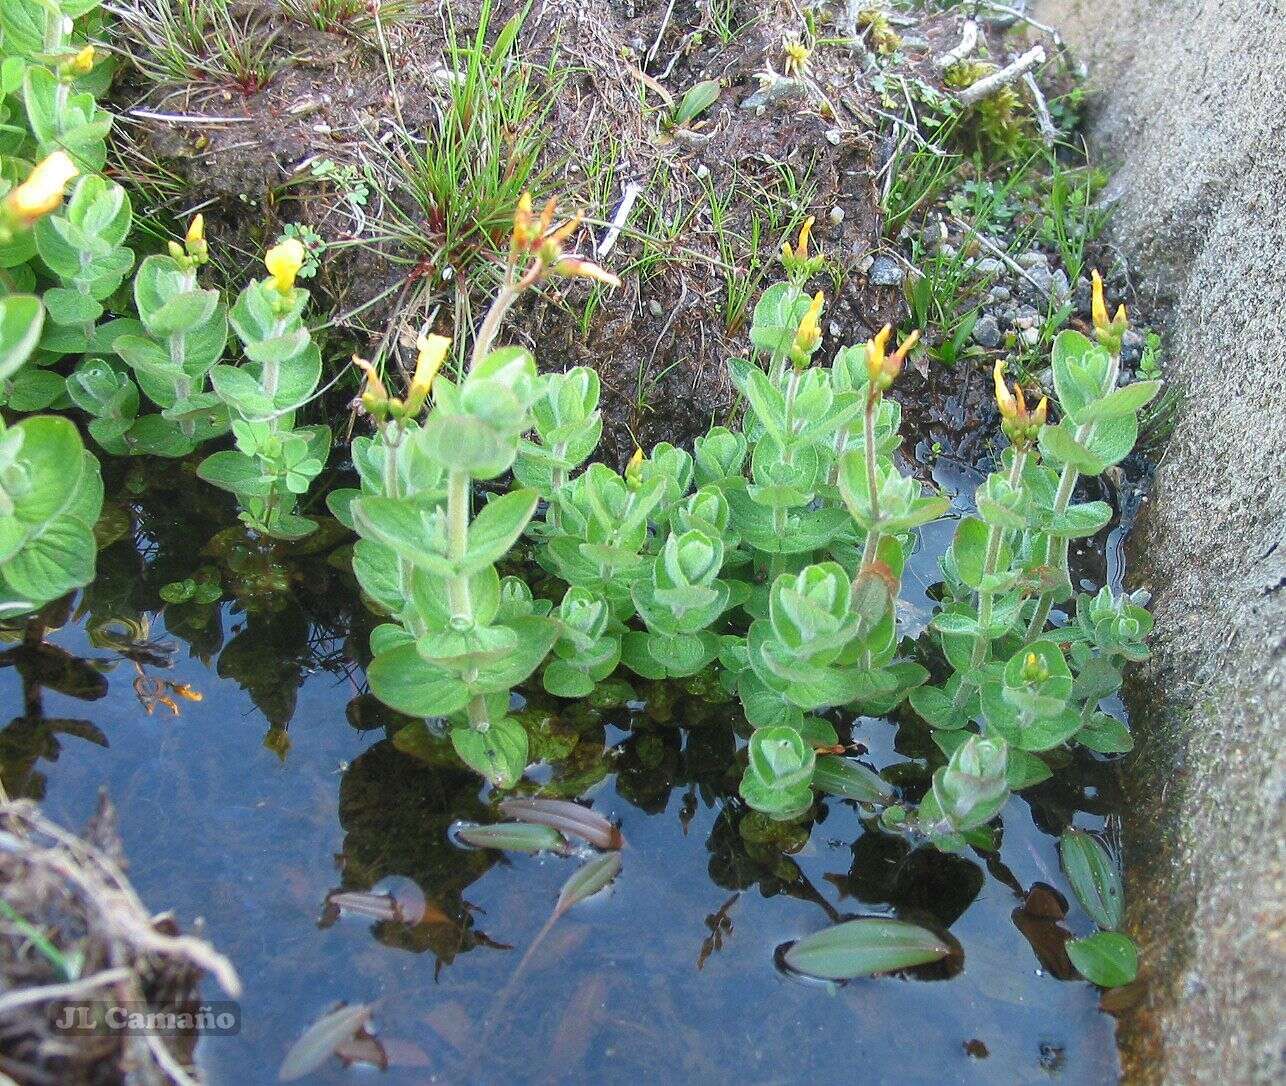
[127,109,251,125]
[956,45,1046,106]
[935,19,978,70]
[597,182,644,259]
[1023,71,1058,146]
[0,968,132,1017]
[949,216,1052,301]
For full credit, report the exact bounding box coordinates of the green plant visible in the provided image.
[332,195,619,787]
[196,238,330,539]
[343,211,1153,976]
[0,297,101,616]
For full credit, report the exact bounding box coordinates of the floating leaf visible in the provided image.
[1067,931,1138,988]
[555,851,622,918]
[812,756,894,803]
[278,1003,372,1082]
[1060,829,1124,930]
[499,797,623,850]
[456,821,567,854]
[783,918,951,980]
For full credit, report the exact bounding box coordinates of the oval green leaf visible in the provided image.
[1060,829,1124,930]
[555,851,622,918]
[1067,931,1138,988]
[783,918,951,980]
[456,821,566,853]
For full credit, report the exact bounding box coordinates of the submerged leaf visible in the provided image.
[456,821,567,854]
[1060,829,1124,930]
[499,797,623,850]
[555,851,622,918]
[783,918,950,980]
[279,1003,372,1082]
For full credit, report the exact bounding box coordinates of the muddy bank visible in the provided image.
[1034,1,1286,1081]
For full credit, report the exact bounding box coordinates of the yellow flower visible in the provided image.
[70,45,95,75]
[3,151,78,227]
[783,35,811,77]
[512,191,538,251]
[264,238,306,294]
[187,214,205,245]
[865,324,893,385]
[865,325,918,390]
[793,216,814,262]
[1090,269,1128,350]
[993,359,1018,420]
[994,360,1047,447]
[408,332,450,410]
[792,291,825,363]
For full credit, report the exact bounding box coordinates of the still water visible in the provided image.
[0,456,1124,1084]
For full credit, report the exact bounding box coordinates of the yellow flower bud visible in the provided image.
[167,240,185,260]
[866,325,917,390]
[70,45,95,75]
[625,446,645,489]
[352,355,391,415]
[553,256,621,287]
[3,151,78,227]
[1090,269,1107,331]
[187,214,205,245]
[865,324,892,385]
[794,215,814,262]
[512,191,537,251]
[993,360,1018,420]
[1090,268,1128,350]
[793,291,825,360]
[264,238,305,294]
[994,361,1046,447]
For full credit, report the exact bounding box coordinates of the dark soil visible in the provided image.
[109,0,1013,464]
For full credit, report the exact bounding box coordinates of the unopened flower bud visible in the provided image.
[625,446,645,489]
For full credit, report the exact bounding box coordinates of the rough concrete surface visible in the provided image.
[1034,1,1285,1081]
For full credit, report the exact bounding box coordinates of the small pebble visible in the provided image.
[868,256,904,286]
[648,299,663,317]
[828,206,844,226]
[975,257,1004,276]
[695,163,710,180]
[972,314,1002,349]
[1016,251,1048,270]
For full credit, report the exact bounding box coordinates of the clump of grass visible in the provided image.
[370,0,560,308]
[109,0,285,96]
[277,0,411,42]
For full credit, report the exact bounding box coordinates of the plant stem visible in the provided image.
[953,449,1028,709]
[446,467,490,731]
[469,266,518,373]
[860,392,883,568]
[1024,350,1121,641]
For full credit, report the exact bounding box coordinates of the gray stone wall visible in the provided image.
[1033,1,1285,1081]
